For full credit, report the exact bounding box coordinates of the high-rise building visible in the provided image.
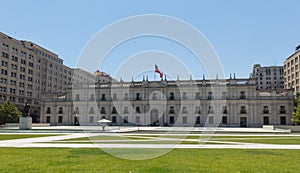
[252,64,284,90]
[0,32,94,122]
[284,45,300,92]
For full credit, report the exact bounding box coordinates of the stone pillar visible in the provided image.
[19,117,32,130]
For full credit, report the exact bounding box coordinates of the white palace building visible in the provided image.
[40,77,294,127]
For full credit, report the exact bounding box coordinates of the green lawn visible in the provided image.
[0,148,300,172]
[0,134,61,140]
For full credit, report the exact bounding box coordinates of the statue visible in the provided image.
[22,102,30,117]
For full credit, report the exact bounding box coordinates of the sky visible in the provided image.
[1,0,300,80]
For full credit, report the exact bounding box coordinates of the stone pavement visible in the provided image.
[0,126,299,149]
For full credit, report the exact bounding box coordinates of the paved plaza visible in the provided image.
[0,126,299,149]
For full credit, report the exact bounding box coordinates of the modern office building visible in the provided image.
[252,64,284,90]
[41,77,294,127]
[284,45,300,92]
[0,32,93,122]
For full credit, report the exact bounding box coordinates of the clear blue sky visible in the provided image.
[1,0,300,80]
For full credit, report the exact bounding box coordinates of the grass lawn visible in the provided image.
[0,148,300,172]
[0,134,61,140]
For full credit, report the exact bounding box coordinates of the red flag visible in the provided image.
[155,64,163,78]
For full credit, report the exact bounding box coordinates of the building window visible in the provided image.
[182,92,187,100]
[135,106,141,113]
[169,106,175,114]
[263,116,269,125]
[222,91,227,99]
[135,116,140,124]
[169,92,175,100]
[240,91,246,99]
[112,116,117,124]
[182,116,187,124]
[100,107,106,114]
[280,116,286,125]
[152,93,157,100]
[280,106,286,114]
[75,107,80,114]
[90,94,94,100]
[58,116,63,123]
[195,92,200,99]
[136,93,141,100]
[195,106,201,114]
[222,116,228,125]
[123,107,129,114]
[182,106,188,114]
[123,116,128,124]
[75,94,80,101]
[208,106,214,114]
[169,116,175,124]
[46,107,51,114]
[113,93,117,100]
[240,106,247,114]
[89,107,95,114]
[263,106,269,114]
[124,93,128,100]
[208,92,213,100]
[46,116,51,123]
[208,116,214,124]
[196,116,201,124]
[101,94,106,101]
[111,107,117,114]
[89,116,94,123]
[223,106,228,114]
[58,107,63,114]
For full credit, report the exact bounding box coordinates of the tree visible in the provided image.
[0,100,21,125]
[292,93,300,125]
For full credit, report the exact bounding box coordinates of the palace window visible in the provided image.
[195,106,201,114]
[123,116,128,124]
[169,116,175,124]
[135,106,141,113]
[223,106,228,114]
[240,91,246,99]
[58,116,63,123]
[136,93,141,100]
[46,107,51,114]
[182,92,187,100]
[169,92,175,100]
[195,92,200,99]
[58,107,63,114]
[263,106,269,114]
[169,106,175,114]
[111,107,117,114]
[182,116,187,124]
[222,116,228,125]
[89,107,95,114]
[101,94,106,101]
[123,107,129,114]
[89,116,94,123]
[208,92,213,100]
[182,106,188,114]
[196,116,201,124]
[240,106,247,114]
[208,106,214,114]
[100,107,106,114]
[280,106,286,114]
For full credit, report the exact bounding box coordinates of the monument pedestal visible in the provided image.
[19,117,32,130]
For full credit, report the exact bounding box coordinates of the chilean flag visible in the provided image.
[155,64,163,78]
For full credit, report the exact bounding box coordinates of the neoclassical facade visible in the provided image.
[41,78,294,127]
